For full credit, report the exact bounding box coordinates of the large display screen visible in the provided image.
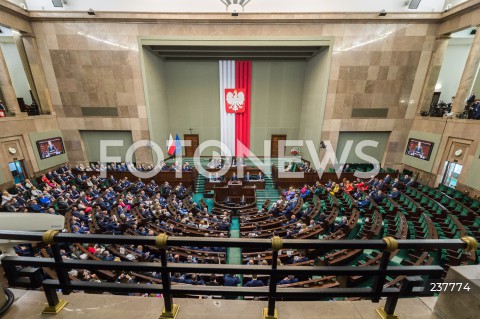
[405,138,434,161]
[36,137,65,160]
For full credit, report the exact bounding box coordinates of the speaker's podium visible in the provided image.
[227,180,243,195]
[214,180,256,211]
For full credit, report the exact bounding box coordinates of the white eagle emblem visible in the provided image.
[226,90,245,112]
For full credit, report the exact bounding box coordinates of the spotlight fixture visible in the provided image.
[87,8,95,16]
[408,0,422,10]
[379,10,387,16]
[220,0,252,16]
[470,29,477,35]
[52,0,64,8]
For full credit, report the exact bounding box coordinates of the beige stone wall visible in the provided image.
[28,21,440,167]
[323,23,440,169]
[32,22,151,164]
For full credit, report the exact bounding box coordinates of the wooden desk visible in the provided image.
[205,179,265,190]
[214,183,257,210]
[205,166,264,178]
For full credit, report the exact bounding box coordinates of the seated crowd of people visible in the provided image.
[73,161,193,173]
[259,171,418,238]
[3,158,474,296]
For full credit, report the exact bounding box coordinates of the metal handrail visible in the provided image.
[0,230,476,319]
[0,230,472,249]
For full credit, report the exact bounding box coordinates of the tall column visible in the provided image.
[418,36,450,113]
[0,45,25,117]
[452,26,480,114]
[21,34,55,115]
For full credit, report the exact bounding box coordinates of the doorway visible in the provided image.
[9,160,27,184]
[441,161,463,188]
[271,134,287,158]
[184,134,199,158]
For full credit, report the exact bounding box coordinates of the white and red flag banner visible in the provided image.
[219,61,251,156]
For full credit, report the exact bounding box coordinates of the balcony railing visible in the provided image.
[0,230,477,319]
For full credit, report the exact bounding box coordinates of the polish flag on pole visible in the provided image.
[167,134,176,155]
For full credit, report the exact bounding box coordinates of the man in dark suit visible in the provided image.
[70,186,80,199]
[377,179,386,190]
[98,198,111,211]
[100,251,116,261]
[389,188,401,200]
[184,274,205,285]
[218,217,230,231]
[284,214,298,226]
[206,274,220,286]
[301,204,313,218]
[29,200,44,213]
[384,174,392,184]
[171,273,185,283]
[329,216,348,233]
[400,175,411,184]
[239,195,246,206]
[357,196,371,208]
[278,275,298,285]
[284,196,298,215]
[244,275,264,287]
[406,178,418,188]
[224,274,240,286]
[391,178,401,189]
[371,190,386,204]
[318,213,328,225]
[4,200,17,212]
[47,141,57,154]
[73,210,90,223]
[223,196,232,205]
[15,183,27,194]
[291,255,308,264]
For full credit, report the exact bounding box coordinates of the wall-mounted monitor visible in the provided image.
[36,137,65,160]
[405,138,434,161]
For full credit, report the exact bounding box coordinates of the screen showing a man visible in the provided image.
[405,138,433,161]
[37,137,65,160]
